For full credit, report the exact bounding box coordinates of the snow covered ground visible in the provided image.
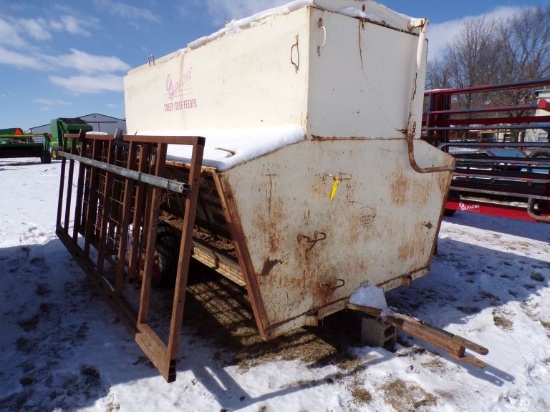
[0,157,549,411]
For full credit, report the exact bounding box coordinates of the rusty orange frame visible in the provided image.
[56,131,204,382]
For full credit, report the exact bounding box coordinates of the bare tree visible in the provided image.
[500,6,550,82]
[426,6,550,141]
[493,6,550,118]
[427,5,550,92]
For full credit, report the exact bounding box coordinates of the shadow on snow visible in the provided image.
[0,212,548,410]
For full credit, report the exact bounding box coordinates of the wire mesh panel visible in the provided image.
[56,131,204,382]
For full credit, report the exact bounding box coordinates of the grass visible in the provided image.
[350,385,372,405]
[421,357,446,373]
[493,315,513,330]
[492,308,514,330]
[180,267,364,372]
[382,378,438,411]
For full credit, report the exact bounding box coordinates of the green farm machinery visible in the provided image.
[0,127,52,163]
[0,118,93,163]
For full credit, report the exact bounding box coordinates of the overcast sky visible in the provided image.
[0,0,545,130]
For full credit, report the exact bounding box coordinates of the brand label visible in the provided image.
[164,68,197,112]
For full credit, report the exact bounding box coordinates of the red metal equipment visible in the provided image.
[422,78,550,223]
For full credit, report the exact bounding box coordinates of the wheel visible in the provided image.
[527,148,550,158]
[40,150,52,164]
[443,208,456,217]
[153,222,180,287]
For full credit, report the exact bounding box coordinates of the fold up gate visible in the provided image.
[56,131,204,382]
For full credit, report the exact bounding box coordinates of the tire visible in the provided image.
[153,222,180,287]
[443,208,456,217]
[527,148,550,158]
[40,150,52,164]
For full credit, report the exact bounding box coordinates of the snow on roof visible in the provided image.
[187,0,424,51]
[143,124,306,171]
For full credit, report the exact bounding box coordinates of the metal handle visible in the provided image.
[317,18,326,56]
[404,19,455,174]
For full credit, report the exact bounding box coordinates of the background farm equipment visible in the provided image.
[422,78,550,223]
[49,117,93,158]
[0,127,52,163]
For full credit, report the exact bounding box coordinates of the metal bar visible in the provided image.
[63,137,78,232]
[56,136,68,232]
[166,138,204,361]
[426,103,539,116]
[115,141,137,294]
[73,133,89,240]
[128,144,150,281]
[212,172,272,340]
[124,134,203,145]
[137,143,167,325]
[97,139,116,275]
[452,173,549,185]
[450,186,550,201]
[426,123,550,132]
[83,139,101,259]
[59,151,188,194]
[425,77,550,95]
[440,142,550,149]
[429,115,550,127]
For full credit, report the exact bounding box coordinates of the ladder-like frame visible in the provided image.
[56,131,204,382]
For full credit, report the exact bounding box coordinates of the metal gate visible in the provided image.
[56,130,204,382]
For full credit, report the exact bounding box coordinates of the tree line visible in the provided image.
[426,6,550,108]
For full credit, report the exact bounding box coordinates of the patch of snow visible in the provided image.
[349,285,388,309]
[1,157,549,411]
[144,124,306,171]
[187,0,421,51]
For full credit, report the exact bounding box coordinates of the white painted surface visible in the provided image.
[124,0,453,333]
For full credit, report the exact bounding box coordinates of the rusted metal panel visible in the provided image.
[219,138,453,338]
[122,1,455,341]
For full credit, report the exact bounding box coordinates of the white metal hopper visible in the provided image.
[123,0,455,339]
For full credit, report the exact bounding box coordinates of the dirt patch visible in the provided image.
[350,379,373,406]
[492,308,514,330]
[381,378,438,411]
[181,262,364,371]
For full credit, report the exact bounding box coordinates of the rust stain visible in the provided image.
[260,258,281,277]
[390,170,409,205]
[390,170,435,207]
[250,172,287,255]
[398,222,430,262]
[267,197,284,254]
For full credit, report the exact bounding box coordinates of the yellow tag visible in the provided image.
[329,178,340,200]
